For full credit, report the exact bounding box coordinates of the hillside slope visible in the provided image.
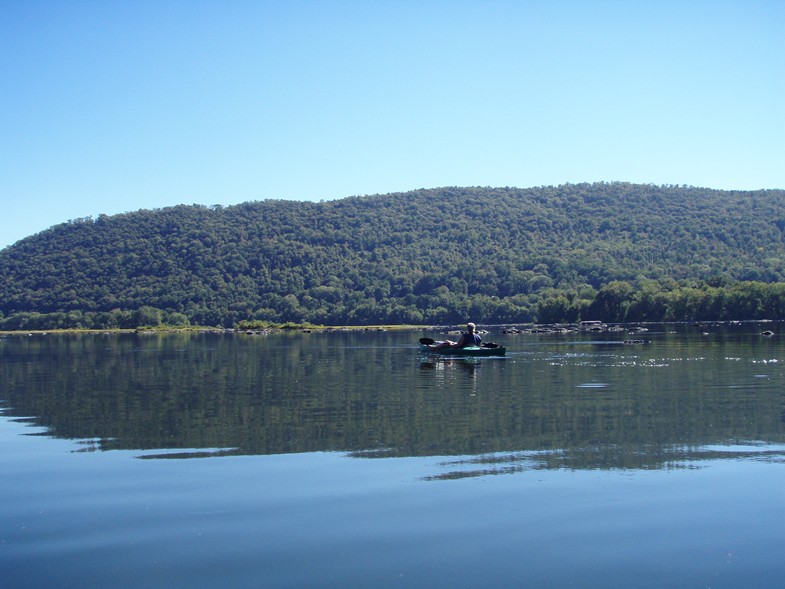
[1,183,784,328]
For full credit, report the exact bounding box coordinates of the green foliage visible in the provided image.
[1,183,785,329]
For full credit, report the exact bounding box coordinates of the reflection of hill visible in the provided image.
[1,330,784,471]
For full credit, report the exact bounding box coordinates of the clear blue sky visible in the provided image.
[1,0,783,249]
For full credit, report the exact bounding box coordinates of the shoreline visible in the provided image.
[0,324,429,336]
[1,319,779,337]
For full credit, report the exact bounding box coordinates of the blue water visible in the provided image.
[2,325,784,588]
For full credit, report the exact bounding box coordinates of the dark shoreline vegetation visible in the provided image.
[0,278,783,332]
[1,183,784,331]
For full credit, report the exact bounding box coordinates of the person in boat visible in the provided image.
[430,323,482,350]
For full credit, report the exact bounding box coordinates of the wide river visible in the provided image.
[1,324,784,588]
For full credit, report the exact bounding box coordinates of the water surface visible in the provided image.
[2,324,784,587]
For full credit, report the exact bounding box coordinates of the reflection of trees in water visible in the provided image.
[1,331,785,471]
[422,445,785,480]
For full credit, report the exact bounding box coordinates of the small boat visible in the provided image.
[418,338,506,357]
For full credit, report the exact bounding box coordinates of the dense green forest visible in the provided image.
[1,182,784,329]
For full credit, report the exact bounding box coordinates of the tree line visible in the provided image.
[1,183,784,329]
[1,279,783,330]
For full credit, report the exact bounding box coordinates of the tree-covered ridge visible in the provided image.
[1,182,784,328]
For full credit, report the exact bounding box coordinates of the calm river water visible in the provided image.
[1,324,784,588]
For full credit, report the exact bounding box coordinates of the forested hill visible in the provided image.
[2,182,785,329]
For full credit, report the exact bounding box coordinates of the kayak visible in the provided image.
[419,343,506,357]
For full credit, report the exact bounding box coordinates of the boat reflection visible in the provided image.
[419,355,481,371]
